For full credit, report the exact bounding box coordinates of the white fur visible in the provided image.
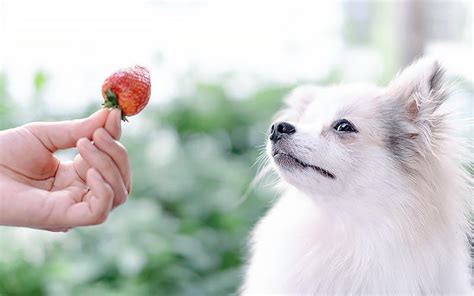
[242,59,472,295]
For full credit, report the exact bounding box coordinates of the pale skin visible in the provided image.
[0,109,131,232]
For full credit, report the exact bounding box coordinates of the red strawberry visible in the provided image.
[102,65,151,121]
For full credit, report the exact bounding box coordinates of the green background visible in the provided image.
[0,1,472,295]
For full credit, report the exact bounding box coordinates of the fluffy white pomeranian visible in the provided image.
[242,58,472,295]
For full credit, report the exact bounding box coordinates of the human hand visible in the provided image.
[0,109,131,231]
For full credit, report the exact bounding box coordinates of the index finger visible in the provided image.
[24,109,109,152]
[104,109,122,140]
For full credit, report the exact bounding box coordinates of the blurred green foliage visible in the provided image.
[33,71,48,94]
[0,73,290,296]
[0,66,472,296]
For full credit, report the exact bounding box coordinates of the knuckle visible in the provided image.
[24,123,42,137]
[117,144,128,159]
[92,211,108,225]
[24,122,39,131]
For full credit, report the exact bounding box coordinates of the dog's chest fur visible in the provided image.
[242,189,470,294]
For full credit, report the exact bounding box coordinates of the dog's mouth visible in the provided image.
[272,151,336,179]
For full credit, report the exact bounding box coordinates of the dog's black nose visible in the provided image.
[270,121,296,142]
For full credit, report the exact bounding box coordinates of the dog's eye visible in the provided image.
[333,119,357,133]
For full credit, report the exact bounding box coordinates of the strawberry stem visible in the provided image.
[103,89,119,108]
[103,89,128,122]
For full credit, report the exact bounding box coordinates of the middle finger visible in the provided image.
[93,128,131,193]
[77,138,128,207]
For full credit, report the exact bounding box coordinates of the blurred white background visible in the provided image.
[1,0,472,113]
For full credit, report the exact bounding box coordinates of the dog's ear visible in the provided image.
[383,59,450,163]
[387,58,448,121]
[275,85,318,121]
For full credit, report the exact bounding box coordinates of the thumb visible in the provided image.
[25,109,109,151]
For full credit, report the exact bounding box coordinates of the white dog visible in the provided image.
[242,58,472,295]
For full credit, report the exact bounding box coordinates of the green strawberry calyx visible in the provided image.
[102,88,128,122]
